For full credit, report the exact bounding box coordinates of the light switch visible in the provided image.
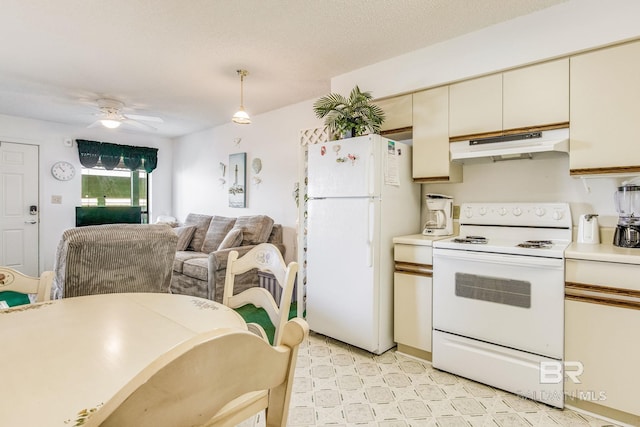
[51,195,62,204]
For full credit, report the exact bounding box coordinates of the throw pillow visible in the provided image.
[173,225,197,251]
[234,215,274,245]
[201,216,237,253]
[184,213,213,251]
[217,228,244,250]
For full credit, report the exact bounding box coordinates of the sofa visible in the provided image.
[52,224,178,299]
[169,213,285,302]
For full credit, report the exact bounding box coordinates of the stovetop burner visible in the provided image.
[516,240,553,249]
[453,236,488,244]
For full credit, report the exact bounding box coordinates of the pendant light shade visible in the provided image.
[232,69,251,124]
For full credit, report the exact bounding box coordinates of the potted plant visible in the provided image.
[313,85,385,140]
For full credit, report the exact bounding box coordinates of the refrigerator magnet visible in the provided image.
[320,146,326,156]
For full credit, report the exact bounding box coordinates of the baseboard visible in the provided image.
[395,343,432,362]
[565,397,639,427]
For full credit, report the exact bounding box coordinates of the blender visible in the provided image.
[423,194,453,236]
[613,178,640,248]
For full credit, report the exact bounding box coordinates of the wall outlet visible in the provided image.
[51,195,62,204]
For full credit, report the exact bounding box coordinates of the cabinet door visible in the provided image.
[412,87,462,182]
[565,300,640,416]
[565,259,640,419]
[503,59,569,130]
[570,41,640,174]
[394,271,432,352]
[376,94,412,132]
[449,74,502,137]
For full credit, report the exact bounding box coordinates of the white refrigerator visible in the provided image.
[306,134,420,354]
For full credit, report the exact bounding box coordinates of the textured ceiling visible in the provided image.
[0,0,567,137]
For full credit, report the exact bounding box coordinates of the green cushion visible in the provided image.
[0,291,31,307]
[235,302,298,345]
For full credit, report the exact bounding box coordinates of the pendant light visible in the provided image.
[232,69,251,124]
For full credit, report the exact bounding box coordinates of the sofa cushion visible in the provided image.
[184,213,213,251]
[201,216,237,253]
[218,228,243,250]
[172,225,197,251]
[173,250,208,274]
[182,257,209,282]
[235,215,274,245]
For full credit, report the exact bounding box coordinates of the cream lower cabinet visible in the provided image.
[564,259,640,425]
[393,242,433,360]
[412,86,462,183]
[570,40,640,175]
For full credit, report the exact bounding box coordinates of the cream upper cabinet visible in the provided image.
[450,59,569,138]
[570,41,640,175]
[412,86,462,182]
[376,94,412,132]
[503,59,569,129]
[449,74,502,137]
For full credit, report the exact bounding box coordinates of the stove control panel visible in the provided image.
[461,203,572,228]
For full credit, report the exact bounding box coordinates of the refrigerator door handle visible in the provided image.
[368,152,375,196]
[367,199,374,267]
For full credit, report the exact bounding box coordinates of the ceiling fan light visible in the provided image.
[232,108,251,124]
[100,119,122,129]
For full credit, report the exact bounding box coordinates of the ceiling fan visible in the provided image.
[89,98,164,130]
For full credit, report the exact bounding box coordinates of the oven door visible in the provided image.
[433,248,564,359]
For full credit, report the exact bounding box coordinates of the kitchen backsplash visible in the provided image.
[419,152,626,232]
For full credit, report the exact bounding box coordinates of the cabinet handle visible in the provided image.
[565,281,640,310]
[395,262,433,277]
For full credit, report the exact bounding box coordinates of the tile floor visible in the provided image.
[240,332,623,427]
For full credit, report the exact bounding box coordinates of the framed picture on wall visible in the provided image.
[228,152,246,208]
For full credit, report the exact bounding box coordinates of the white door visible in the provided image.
[433,248,564,359]
[306,197,379,352]
[307,135,379,198]
[0,142,39,275]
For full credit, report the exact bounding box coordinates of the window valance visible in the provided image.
[76,140,158,173]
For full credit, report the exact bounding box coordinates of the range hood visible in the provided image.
[450,127,569,161]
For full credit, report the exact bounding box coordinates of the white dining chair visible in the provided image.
[82,318,309,427]
[222,243,298,346]
[0,267,53,305]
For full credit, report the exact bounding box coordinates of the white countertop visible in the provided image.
[565,242,640,265]
[393,233,453,246]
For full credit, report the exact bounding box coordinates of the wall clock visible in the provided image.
[51,161,76,181]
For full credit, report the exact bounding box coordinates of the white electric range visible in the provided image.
[432,202,572,408]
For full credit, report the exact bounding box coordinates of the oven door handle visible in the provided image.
[434,249,564,268]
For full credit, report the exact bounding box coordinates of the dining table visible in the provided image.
[0,292,247,427]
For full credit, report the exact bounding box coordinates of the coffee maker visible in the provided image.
[423,194,453,236]
[613,180,640,248]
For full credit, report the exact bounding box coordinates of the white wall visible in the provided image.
[330,0,640,234]
[423,154,623,230]
[332,0,640,98]
[0,113,173,271]
[172,99,321,263]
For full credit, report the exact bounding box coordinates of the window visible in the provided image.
[81,167,149,223]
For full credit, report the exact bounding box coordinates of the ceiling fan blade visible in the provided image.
[124,118,157,131]
[125,113,164,123]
